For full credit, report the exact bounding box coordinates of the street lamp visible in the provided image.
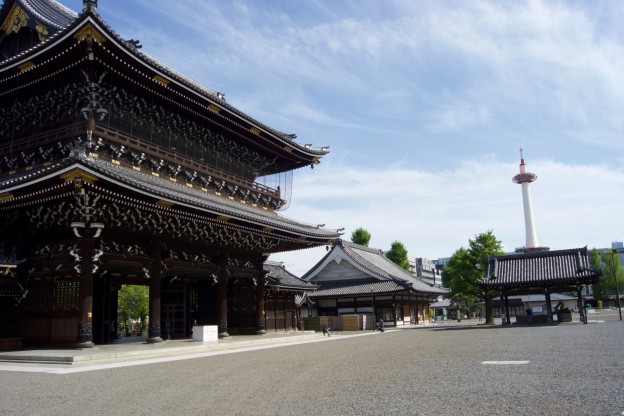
[608,249,622,321]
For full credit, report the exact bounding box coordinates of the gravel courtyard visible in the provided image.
[1,315,622,416]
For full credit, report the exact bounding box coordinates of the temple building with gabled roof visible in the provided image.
[0,0,342,347]
[476,247,602,323]
[302,239,448,326]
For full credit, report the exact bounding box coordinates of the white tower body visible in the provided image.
[512,148,542,250]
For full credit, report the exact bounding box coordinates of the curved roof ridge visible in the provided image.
[339,240,448,293]
[17,0,77,30]
[339,240,392,280]
[490,247,588,261]
[81,157,340,238]
[0,0,80,67]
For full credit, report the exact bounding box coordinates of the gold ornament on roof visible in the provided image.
[74,23,106,44]
[60,169,97,185]
[35,24,48,41]
[1,4,29,35]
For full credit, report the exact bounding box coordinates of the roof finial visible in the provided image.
[83,0,98,12]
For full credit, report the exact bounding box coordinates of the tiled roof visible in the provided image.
[310,279,407,298]
[264,261,315,291]
[477,247,602,290]
[0,155,342,240]
[13,0,77,30]
[82,157,340,239]
[306,239,448,295]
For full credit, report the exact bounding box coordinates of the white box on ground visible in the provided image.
[192,325,218,342]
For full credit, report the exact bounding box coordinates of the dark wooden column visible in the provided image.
[392,295,397,327]
[218,254,229,337]
[255,257,267,334]
[576,286,585,324]
[104,273,112,343]
[504,295,511,325]
[147,241,163,343]
[545,288,553,322]
[76,232,95,348]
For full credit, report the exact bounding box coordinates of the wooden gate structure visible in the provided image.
[476,247,603,323]
[0,0,341,347]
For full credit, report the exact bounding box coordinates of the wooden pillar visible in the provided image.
[545,288,553,323]
[76,233,95,348]
[147,241,163,343]
[256,259,267,334]
[576,286,585,324]
[218,258,229,337]
[274,290,278,332]
[392,295,397,327]
[504,295,511,325]
[371,294,375,329]
[104,274,112,343]
[400,292,404,325]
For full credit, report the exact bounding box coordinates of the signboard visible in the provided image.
[192,325,218,342]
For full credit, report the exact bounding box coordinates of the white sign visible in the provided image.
[192,325,218,342]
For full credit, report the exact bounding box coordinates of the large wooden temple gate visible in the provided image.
[0,0,341,347]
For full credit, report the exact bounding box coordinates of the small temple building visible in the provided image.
[0,0,342,347]
[477,247,602,323]
[263,261,316,332]
[302,239,448,328]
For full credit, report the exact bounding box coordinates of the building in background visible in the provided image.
[302,239,448,328]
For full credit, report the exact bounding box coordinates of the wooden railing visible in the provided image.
[2,123,282,203]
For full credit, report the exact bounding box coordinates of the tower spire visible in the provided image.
[512,148,548,253]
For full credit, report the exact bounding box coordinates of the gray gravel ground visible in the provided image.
[1,316,623,416]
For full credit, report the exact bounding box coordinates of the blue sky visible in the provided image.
[65,1,624,275]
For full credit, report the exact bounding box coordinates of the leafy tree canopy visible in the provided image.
[118,285,149,325]
[442,230,505,324]
[386,240,410,271]
[351,227,372,247]
[590,248,624,303]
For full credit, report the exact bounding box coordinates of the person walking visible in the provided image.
[526,307,533,324]
[322,324,331,336]
[377,319,384,332]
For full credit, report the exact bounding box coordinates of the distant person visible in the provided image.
[322,325,331,336]
[165,321,171,341]
[377,319,384,332]
[478,311,482,322]
[526,308,533,323]
[110,321,116,342]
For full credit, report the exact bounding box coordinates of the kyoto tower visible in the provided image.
[512,148,548,253]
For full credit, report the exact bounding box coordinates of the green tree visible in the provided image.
[118,285,149,334]
[351,227,372,247]
[590,248,624,305]
[442,230,505,324]
[386,240,410,271]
